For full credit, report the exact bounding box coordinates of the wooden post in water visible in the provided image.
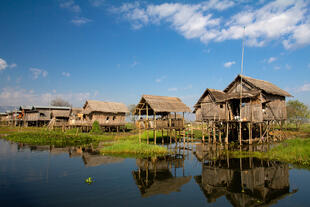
[239,122,242,145]
[154,112,157,144]
[225,122,229,144]
[138,109,141,144]
[248,122,252,145]
[213,122,216,144]
[207,121,211,144]
[202,121,205,143]
[146,104,149,144]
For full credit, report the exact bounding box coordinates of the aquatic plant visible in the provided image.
[100,140,168,157]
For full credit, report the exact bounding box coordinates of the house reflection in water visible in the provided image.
[132,156,191,198]
[194,144,296,206]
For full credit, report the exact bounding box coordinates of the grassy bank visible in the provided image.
[0,126,117,147]
[100,140,168,157]
[230,138,310,167]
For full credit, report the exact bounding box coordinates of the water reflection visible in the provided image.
[132,155,192,197]
[194,143,297,206]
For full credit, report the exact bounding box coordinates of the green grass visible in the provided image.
[230,138,310,167]
[100,140,168,157]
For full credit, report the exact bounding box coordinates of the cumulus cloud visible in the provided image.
[62,72,71,77]
[29,68,48,79]
[89,0,105,7]
[0,87,92,106]
[60,0,81,13]
[267,57,277,63]
[9,63,17,68]
[0,58,8,71]
[155,76,166,83]
[224,61,236,68]
[113,0,310,49]
[297,83,310,92]
[71,17,92,26]
[168,87,178,92]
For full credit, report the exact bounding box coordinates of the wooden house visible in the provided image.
[20,106,71,126]
[194,75,292,144]
[69,108,83,125]
[82,100,129,129]
[0,112,7,125]
[223,74,292,121]
[134,95,191,129]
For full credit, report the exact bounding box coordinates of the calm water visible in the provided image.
[1,139,310,207]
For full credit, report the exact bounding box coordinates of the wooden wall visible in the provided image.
[88,112,126,126]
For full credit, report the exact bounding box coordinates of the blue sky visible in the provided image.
[0,0,310,109]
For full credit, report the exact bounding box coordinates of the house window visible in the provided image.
[113,116,116,120]
[262,103,266,109]
[220,104,223,109]
[40,113,46,117]
[106,116,109,120]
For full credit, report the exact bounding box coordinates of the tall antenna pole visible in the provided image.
[239,26,245,146]
[240,26,246,121]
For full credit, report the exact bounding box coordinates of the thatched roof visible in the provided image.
[83,100,129,114]
[194,89,226,110]
[224,75,292,97]
[32,106,71,110]
[135,95,191,115]
[71,108,82,114]
[52,110,70,118]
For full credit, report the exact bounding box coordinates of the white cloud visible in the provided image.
[9,63,17,68]
[297,83,310,92]
[224,61,236,68]
[274,66,281,70]
[155,76,166,83]
[62,72,71,77]
[29,68,48,79]
[89,0,105,7]
[131,60,139,68]
[0,58,8,71]
[60,0,81,13]
[0,87,92,106]
[114,0,310,49]
[267,57,277,63]
[168,87,178,92]
[71,17,92,26]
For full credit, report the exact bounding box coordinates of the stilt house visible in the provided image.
[134,95,191,130]
[82,100,129,128]
[193,75,292,144]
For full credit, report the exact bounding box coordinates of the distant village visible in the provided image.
[0,74,292,144]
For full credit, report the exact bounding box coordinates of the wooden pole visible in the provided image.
[213,122,216,144]
[139,109,141,144]
[154,112,157,144]
[239,122,242,145]
[248,123,252,145]
[225,122,229,144]
[202,121,205,143]
[146,104,149,144]
[207,121,211,144]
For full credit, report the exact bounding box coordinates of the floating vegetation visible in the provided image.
[230,138,310,168]
[100,140,168,157]
[85,177,94,184]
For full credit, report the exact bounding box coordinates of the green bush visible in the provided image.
[90,121,102,134]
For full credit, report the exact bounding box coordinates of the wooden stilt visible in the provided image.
[219,129,222,144]
[239,122,242,146]
[154,112,157,144]
[138,109,141,144]
[225,122,229,144]
[248,123,252,145]
[207,121,211,144]
[213,122,216,144]
[202,121,205,143]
